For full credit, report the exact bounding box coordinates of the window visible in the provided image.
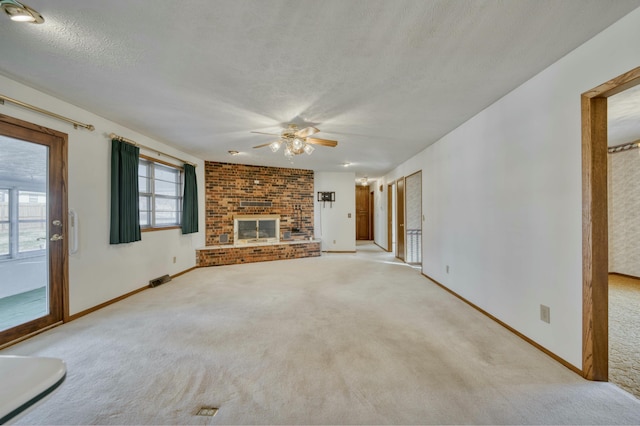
[0,189,46,258]
[138,158,182,229]
[0,189,8,257]
[18,191,47,252]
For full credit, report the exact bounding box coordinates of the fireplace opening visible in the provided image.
[234,215,280,245]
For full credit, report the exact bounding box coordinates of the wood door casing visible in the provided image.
[356,185,370,240]
[396,177,405,260]
[581,66,640,381]
[370,191,374,241]
[0,114,68,347]
[387,184,393,252]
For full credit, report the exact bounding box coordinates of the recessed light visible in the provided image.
[1,0,44,23]
[228,150,240,156]
[342,162,351,167]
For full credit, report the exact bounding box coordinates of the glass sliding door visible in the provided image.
[0,115,67,347]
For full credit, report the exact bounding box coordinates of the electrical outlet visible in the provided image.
[333,240,336,244]
[446,265,449,274]
[540,305,550,323]
[172,256,176,264]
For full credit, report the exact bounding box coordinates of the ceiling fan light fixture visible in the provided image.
[269,140,281,152]
[303,144,315,155]
[1,0,44,23]
[292,138,304,150]
[284,146,293,158]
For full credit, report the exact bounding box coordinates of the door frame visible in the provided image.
[405,170,422,265]
[369,190,374,241]
[387,183,393,252]
[396,177,405,260]
[582,66,640,381]
[0,114,69,347]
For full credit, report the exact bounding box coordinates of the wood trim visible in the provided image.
[608,272,640,281]
[582,67,640,98]
[323,250,357,253]
[0,114,69,345]
[67,266,198,322]
[0,321,63,351]
[581,66,640,381]
[171,266,198,279]
[66,285,149,322]
[581,94,609,381]
[396,177,405,261]
[141,225,181,233]
[387,184,393,252]
[421,272,582,376]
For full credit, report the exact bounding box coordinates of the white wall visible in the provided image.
[372,180,388,250]
[608,151,640,277]
[314,172,356,252]
[0,74,205,315]
[377,7,640,368]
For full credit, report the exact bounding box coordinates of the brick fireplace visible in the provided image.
[197,162,320,266]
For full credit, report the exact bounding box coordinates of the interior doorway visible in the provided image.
[604,83,640,399]
[582,66,640,381]
[405,171,422,264]
[396,177,405,261]
[0,114,68,347]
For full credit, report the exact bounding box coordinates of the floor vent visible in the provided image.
[196,407,219,417]
[149,274,171,288]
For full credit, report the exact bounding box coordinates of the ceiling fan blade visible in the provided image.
[295,126,320,138]
[305,137,338,147]
[250,131,280,136]
[252,143,273,149]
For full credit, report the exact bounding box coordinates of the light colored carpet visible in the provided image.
[609,274,640,400]
[3,243,640,424]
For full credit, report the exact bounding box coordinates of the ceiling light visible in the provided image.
[303,144,314,155]
[342,162,351,167]
[292,138,304,150]
[1,0,44,23]
[228,150,239,156]
[269,140,281,152]
[284,146,293,159]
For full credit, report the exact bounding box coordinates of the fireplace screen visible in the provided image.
[234,215,280,244]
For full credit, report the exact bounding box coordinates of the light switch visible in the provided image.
[348,213,352,218]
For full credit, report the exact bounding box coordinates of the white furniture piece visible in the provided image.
[0,356,66,423]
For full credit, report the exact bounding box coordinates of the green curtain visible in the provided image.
[109,139,141,244]
[181,163,198,234]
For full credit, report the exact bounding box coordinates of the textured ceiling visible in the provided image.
[1,0,639,178]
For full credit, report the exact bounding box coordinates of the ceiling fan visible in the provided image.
[251,124,338,158]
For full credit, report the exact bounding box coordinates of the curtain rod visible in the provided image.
[0,93,95,131]
[109,133,196,167]
[608,139,640,154]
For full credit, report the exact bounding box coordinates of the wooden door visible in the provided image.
[0,114,68,347]
[396,177,405,260]
[356,185,370,240]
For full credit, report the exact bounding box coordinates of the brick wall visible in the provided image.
[197,242,321,267]
[205,162,314,246]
